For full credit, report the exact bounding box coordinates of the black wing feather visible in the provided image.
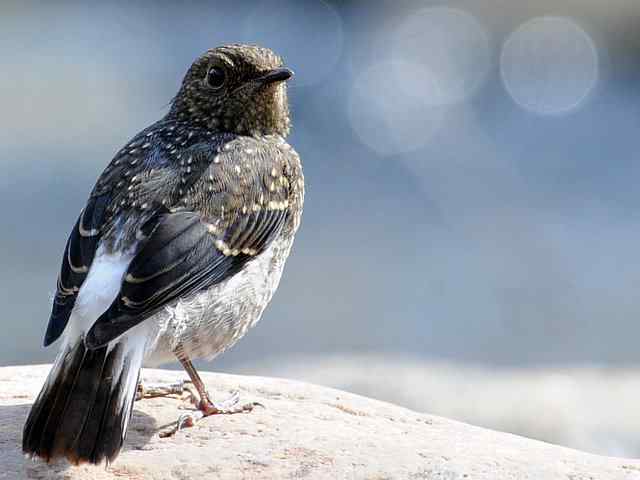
[43,194,108,346]
[85,207,287,349]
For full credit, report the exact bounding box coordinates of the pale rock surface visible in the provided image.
[1,365,639,480]
[236,354,640,457]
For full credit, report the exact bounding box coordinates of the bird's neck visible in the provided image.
[166,87,290,138]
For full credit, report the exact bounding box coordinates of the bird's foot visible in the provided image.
[135,380,196,401]
[159,390,263,437]
[200,390,264,415]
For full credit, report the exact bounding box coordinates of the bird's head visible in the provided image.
[170,44,293,137]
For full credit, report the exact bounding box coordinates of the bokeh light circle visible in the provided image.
[500,17,599,115]
[393,7,492,106]
[243,0,343,87]
[348,60,445,156]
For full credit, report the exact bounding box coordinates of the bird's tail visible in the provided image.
[22,334,145,465]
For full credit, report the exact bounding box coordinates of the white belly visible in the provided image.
[143,233,295,366]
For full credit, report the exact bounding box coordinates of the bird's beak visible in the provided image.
[256,67,294,85]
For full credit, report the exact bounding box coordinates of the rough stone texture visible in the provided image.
[1,365,639,480]
[236,354,640,457]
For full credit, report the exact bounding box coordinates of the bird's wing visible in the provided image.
[85,207,288,349]
[42,124,172,347]
[85,141,296,349]
[43,194,110,346]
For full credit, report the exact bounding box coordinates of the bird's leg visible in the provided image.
[178,355,263,414]
[159,354,262,437]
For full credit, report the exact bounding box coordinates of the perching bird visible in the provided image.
[22,44,303,465]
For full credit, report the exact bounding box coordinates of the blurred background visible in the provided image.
[2,0,640,457]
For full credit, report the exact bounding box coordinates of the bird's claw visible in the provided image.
[159,390,263,437]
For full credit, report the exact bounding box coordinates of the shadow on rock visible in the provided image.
[1,403,157,479]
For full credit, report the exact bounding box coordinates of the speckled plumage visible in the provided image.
[93,131,303,364]
[51,44,303,355]
[24,44,303,465]
[90,131,303,364]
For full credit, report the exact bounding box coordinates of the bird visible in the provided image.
[22,44,304,465]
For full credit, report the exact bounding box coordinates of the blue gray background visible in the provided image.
[2,0,640,455]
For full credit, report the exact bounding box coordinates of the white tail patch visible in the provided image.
[113,323,150,441]
[62,243,135,349]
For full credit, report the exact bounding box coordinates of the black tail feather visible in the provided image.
[23,343,85,460]
[22,339,141,465]
[55,345,109,460]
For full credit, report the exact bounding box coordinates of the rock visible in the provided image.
[1,365,639,480]
[235,354,640,457]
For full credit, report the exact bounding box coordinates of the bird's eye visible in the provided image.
[206,67,226,89]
